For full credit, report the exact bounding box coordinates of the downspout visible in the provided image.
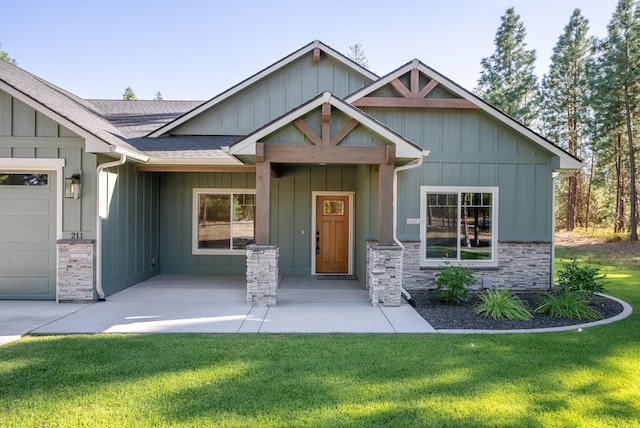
[95,155,127,300]
[393,150,429,306]
[551,172,560,290]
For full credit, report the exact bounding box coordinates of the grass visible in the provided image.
[1,248,639,427]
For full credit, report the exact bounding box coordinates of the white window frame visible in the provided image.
[420,186,499,267]
[192,188,256,255]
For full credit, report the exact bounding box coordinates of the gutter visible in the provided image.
[95,155,127,300]
[393,150,430,305]
[551,172,560,289]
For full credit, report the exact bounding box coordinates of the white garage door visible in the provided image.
[0,171,56,299]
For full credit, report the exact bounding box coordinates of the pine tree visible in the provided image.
[348,43,369,69]
[154,91,163,100]
[476,8,539,126]
[0,43,16,65]
[540,9,592,231]
[122,87,137,101]
[588,0,640,241]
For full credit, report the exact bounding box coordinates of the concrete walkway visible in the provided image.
[0,275,434,345]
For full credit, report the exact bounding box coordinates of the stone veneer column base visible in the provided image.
[246,244,278,306]
[368,244,403,307]
[57,239,95,302]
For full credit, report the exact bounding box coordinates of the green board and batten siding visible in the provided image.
[99,160,160,295]
[172,55,373,136]
[158,166,372,277]
[365,108,554,243]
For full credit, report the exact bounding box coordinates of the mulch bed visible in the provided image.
[411,290,624,330]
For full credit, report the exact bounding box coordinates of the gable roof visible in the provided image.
[147,40,379,138]
[345,59,583,170]
[0,60,148,161]
[229,91,424,160]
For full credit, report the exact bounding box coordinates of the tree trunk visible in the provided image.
[585,151,595,229]
[624,84,638,241]
[566,174,577,230]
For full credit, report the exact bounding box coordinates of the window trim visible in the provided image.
[192,188,256,255]
[419,186,499,267]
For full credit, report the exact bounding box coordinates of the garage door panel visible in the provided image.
[0,222,52,242]
[0,196,51,215]
[0,249,51,269]
[0,276,54,299]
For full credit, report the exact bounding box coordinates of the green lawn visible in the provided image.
[1,248,639,427]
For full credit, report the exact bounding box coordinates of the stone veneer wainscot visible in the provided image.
[400,241,552,291]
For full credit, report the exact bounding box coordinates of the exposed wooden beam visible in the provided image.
[264,144,389,164]
[378,162,395,245]
[385,144,396,165]
[352,97,479,109]
[256,142,265,162]
[255,160,271,244]
[293,118,322,145]
[136,165,256,173]
[390,78,412,98]
[330,118,359,146]
[410,69,420,97]
[313,47,320,65]
[321,103,331,145]
[418,79,439,99]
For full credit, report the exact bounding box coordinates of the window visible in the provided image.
[0,173,49,186]
[193,189,256,254]
[420,186,498,266]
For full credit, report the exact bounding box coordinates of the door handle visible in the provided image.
[316,246,320,255]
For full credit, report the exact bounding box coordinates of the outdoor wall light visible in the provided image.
[65,174,81,199]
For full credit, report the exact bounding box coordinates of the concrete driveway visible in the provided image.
[1,275,434,345]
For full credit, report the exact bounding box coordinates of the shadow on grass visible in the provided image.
[1,325,639,426]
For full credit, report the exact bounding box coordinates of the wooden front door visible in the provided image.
[315,195,350,274]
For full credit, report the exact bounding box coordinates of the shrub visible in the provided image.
[534,291,601,320]
[434,263,475,304]
[557,259,607,295]
[474,289,533,320]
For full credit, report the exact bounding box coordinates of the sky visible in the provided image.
[1,0,621,101]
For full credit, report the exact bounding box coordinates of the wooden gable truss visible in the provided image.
[351,68,478,109]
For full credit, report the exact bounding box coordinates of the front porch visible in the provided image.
[32,275,434,334]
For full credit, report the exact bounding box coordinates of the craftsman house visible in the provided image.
[0,40,581,305]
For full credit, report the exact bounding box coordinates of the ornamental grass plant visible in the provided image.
[474,288,533,320]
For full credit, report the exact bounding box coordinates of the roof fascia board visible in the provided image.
[148,40,378,138]
[229,92,422,159]
[0,81,114,154]
[345,60,582,169]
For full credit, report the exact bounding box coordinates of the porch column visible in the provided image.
[255,155,271,245]
[378,161,394,245]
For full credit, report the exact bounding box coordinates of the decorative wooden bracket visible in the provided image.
[293,104,360,146]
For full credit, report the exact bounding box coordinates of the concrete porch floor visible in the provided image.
[1,275,434,344]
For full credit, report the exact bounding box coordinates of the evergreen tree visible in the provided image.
[541,9,592,231]
[0,43,16,65]
[122,87,137,101]
[588,0,640,241]
[154,91,163,100]
[348,43,369,69]
[476,8,539,126]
